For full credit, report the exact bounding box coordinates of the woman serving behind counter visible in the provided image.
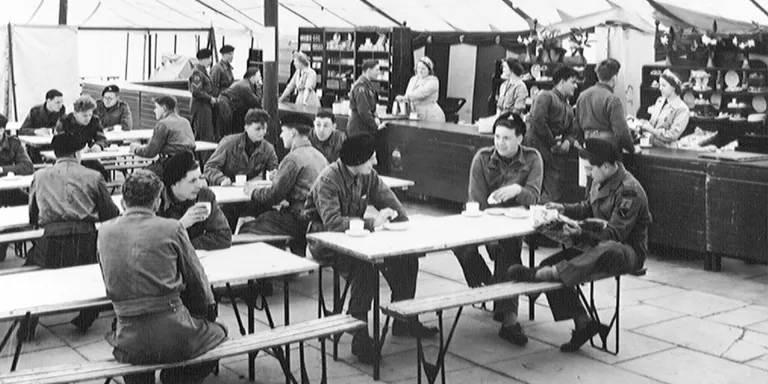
[638,70,689,148]
[279,51,320,107]
[497,58,528,115]
[396,56,445,122]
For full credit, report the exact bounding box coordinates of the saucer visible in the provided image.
[383,222,410,231]
[485,207,507,216]
[504,208,530,219]
[345,229,370,237]
[461,211,484,218]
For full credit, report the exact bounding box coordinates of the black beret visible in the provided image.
[340,133,377,166]
[101,84,120,96]
[579,138,622,165]
[163,151,198,186]
[52,133,86,156]
[220,45,235,54]
[196,49,213,60]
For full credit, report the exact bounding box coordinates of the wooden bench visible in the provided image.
[0,229,43,258]
[231,233,292,245]
[0,314,365,384]
[381,268,647,384]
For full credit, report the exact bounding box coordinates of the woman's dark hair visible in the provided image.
[504,58,525,77]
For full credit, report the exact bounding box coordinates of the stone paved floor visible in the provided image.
[1,199,768,383]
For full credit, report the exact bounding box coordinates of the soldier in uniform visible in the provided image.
[189,48,217,142]
[452,113,543,346]
[310,111,346,163]
[348,59,388,170]
[0,113,34,261]
[508,138,651,352]
[210,45,235,96]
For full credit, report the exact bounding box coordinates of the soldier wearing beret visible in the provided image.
[211,45,235,97]
[157,151,232,251]
[303,133,437,364]
[95,84,133,131]
[21,133,120,340]
[189,48,217,142]
[508,138,651,353]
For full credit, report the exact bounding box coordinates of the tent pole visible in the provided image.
[58,0,68,25]
[174,34,177,54]
[147,33,153,80]
[142,34,147,80]
[263,0,279,148]
[7,24,18,120]
[153,33,158,76]
[124,33,130,80]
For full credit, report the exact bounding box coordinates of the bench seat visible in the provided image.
[0,314,365,384]
[231,233,292,245]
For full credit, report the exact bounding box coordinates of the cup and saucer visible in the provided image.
[461,210,484,218]
[462,202,484,217]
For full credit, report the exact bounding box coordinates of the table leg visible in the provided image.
[373,268,381,380]
[11,313,31,371]
[284,279,291,384]
[247,280,256,381]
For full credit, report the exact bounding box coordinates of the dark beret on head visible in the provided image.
[340,133,377,166]
[220,45,234,54]
[579,138,622,165]
[196,49,213,60]
[52,133,86,157]
[102,84,120,96]
[163,151,199,186]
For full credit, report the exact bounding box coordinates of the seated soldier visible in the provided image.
[22,133,120,340]
[452,113,543,346]
[130,95,195,176]
[508,138,651,352]
[240,114,328,255]
[158,151,232,250]
[309,111,346,163]
[0,113,34,261]
[95,84,133,131]
[55,95,110,180]
[98,170,227,384]
[304,133,437,364]
[204,108,278,186]
[19,89,66,136]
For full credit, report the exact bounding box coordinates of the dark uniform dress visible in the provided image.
[453,145,543,317]
[542,164,651,322]
[240,139,328,255]
[189,64,217,142]
[524,88,576,203]
[98,207,227,384]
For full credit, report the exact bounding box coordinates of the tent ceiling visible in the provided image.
[0,0,766,34]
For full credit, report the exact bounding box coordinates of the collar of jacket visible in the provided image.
[594,163,627,200]
[124,206,157,216]
[194,64,210,76]
[596,83,615,92]
[335,158,361,190]
[355,75,373,89]
[551,88,568,102]
[237,133,266,153]
[488,146,525,170]
[161,186,195,212]
[102,100,125,112]
[218,60,232,71]
[55,157,80,165]
[290,137,312,151]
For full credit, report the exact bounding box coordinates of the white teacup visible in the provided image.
[6,172,14,178]
[640,136,651,147]
[349,219,364,232]
[196,202,212,216]
[235,174,247,186]
[409,112,419,120]
[466,202,480,213]
[113,124,122,132]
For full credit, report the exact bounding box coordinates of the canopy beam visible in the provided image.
[749,0,768,19]
[646,0,688,26]
[500,0,535,30]
[58,0,67,25]
[358,0,403,27]
[280,3,318,27]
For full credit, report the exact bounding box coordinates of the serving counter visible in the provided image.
[82,81,764,267]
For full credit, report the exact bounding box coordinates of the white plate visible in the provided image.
[383,222,410,231]
[753,96,767,113]
[345,229,370,237]
[504,208,530,219]
[485,207,507,215]
[461,211,484,218]
[725,70,739,88]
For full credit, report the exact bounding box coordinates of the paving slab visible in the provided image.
[645,290,748,317]
[706,305,768,328]
[348,345,474,383]
[596,303,685,330]
[635,316,743,357]
[393,365,525,384]
[618,347,768,383]
[488,348,662,383]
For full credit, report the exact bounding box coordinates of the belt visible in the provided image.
[42,221,96,236]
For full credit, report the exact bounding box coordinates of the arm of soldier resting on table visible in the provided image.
[190,198,232,250]
[120,103,134,131]
[202,139,232,185]
[265,144,279,172]
[134,121,169,158]
[563,199,593,220]
[3,142,33,175]
[609,97,636,153]
[370,174,408,222]
[251,158,298,207]
[92,120,108,149]
[467,152,491,209]
[28,177,39,227]
[93,176,121,221]
[314,176,372,231]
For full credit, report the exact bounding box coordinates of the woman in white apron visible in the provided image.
[396,56,445,122]
[497,58,528,115]
[639,70,689,148]
[279,51,320,107]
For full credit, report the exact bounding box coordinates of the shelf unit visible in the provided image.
[639,65,768,150]
[489,61,597,115]
[295,28,326,94]
[297,27,410,108]
[246,49,264,76]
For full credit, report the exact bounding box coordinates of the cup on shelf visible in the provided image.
[349,219,364,232]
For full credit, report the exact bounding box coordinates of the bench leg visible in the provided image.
[415,307,463,384]
[373,269,381,380]
[225,283,247,335]
[248,280,257,381]
[0,320,19,358]
[576,276,620,355]
[528,243,536,321]
[317,265,354,361]
[284,279,291,384]
[11,313,31,372]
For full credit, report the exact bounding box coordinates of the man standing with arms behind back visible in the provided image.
[189,48,217,142]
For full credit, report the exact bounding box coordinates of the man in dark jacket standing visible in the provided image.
[211,45,235,96]
[218,67,264,136]
[99,170,226,384]
[189,49,217,142]
[348,60,388,170]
